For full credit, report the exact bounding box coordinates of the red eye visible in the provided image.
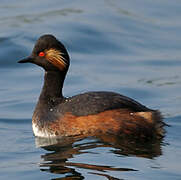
[39,52,45,57]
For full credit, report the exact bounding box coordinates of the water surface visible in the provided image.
[0,0,181,179]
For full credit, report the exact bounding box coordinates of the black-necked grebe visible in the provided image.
[18,34,164,138]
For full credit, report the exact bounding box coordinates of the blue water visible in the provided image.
[0,0,181,179]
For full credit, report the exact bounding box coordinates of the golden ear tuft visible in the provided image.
[45,48,67,70]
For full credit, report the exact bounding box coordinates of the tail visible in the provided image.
[153,110,167,138]
[135,110,166,138]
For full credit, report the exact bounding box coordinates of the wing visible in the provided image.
[57,91,151,116]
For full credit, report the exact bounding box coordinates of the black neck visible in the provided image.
[39,71,66,101]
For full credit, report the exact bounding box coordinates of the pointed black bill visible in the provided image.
[18,56,34,63]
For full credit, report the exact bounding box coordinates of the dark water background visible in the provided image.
[0,0,181,179]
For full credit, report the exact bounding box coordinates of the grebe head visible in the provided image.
[18,34,69,72]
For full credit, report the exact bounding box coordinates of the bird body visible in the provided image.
[18,34,164,139]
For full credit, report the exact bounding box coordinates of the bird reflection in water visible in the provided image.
[36,134,164,180]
